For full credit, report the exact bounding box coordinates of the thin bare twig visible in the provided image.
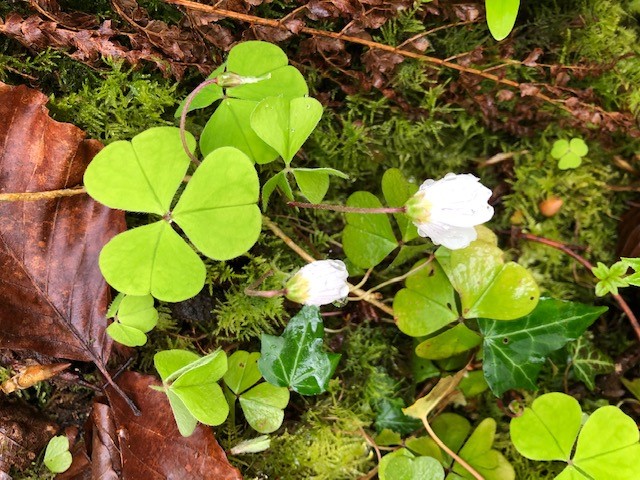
[0,186,86,202]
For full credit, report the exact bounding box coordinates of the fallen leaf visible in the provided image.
[0,83,124,371]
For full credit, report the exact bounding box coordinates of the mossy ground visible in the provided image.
[2,0,640,478]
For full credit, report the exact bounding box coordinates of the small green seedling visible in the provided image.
[551,137,589,169]
[223,351,290,433]
[259,305,340,395]
[44,435,72,473]
[106,293,158,347]
[154,349,229,437]
[510,392,640,479]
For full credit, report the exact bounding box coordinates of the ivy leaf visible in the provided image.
[44,436,72,473]
[342,191,398,268]
[511,393,640,479]
[291,167,348,204]
[568,335,614,391]
[381,168,419,242]
[415,324,482,360]
[258,306,340,395]
[172,147,261,261]
[375,399,422,435]
[485,0,519,41]
[394,260,459,337]
[592,261,629,296]
[479,298,607,396]
[250,96,323,164]
[84,127,195,215]
[99,221,206,302]
[200,99,279,165]
[436,234,539,320]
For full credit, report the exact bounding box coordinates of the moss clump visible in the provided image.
[49,61,177,143]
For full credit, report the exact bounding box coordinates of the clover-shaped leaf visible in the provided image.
[511,392,640,479]
[223,351,290,434]
[154,349,229,437]
[251,96,323,165]
[415,323,482,360]
[198,41,308,163]
[592,261,629,296]
[551,138,588,170]
[435,231,539,320]
[44,435,72,473]
[86,129,261,303]
[106,293,158,347]
[381,168,419,242]
[259,306,340,395]
[393,260,459,337]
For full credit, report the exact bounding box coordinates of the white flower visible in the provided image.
[285,260,349,306]
[404,173,494,250]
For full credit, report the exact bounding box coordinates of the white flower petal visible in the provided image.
[287,260,349,306]
[417,222,478,250]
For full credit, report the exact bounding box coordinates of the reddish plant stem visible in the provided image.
[288,201,405,214]
[516,231,640,342]
[179,77,220,166]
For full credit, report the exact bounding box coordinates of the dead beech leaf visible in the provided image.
[62,372,242,479]
[403,369,467,420]
[0,83,124,369]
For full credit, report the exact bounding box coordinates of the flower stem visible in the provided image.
[288,201,406,214]
[0,186,86,202]
[179,77,219,166]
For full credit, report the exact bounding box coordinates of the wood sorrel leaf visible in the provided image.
[385,456,445,480]
[44,436,72,473]
[84,127,195,215]
[342,191,398,268]
[485,0,519,41]
[200,99,278,164]
[99,222,206,302]
[381,168,419,242]
[224,351,262,395]
[394,260,458,337]
[258,305,340,395]
[106,322,148,347]
[435,233,539,320]
[415,324,482,360]
[479,298,607,396]
[262,170,293,209]
[250,96,323,164]
[239,382,290,433]
[292,167,348,204]
[175,64,225,117]
[115,294,158,332]
[172,147,261,261]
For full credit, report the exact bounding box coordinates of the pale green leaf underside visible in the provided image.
[44,436,72,473]
[106,322,147,347]
[173,147,261,260]
[167,389,198,437]
[84,127,195,215]
[154,349,201,382]
[99,221,206,302]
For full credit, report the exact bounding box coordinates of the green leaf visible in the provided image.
[116,294,158,332]
[200,99,278,164]
[406,436,443,461]
[262,170,293,209]
[479,298,607,396]
[174,64,225,117]
[404,370,467,420]
[394,260,459,337]
[106,322,148,347]
[621,377,640,401]
[251,97,323,164]
[292,167,348,204]
[432,413,471,463]
[378,448,415,480]
[258,305,340,395]
[558,151,583,170]
[239,382,290,433]
[551,139,570,159]
[485,0,519,41]
[84,127,195,215]
[386,456,445,480]
[172,147,261,261]
[458,371,489,398]
[375,399,422,435]
[154,349,201,381]
[592,261,629,296]
[99,221,206,302]
[436,238,539,320]
[511,393,640,480]
[224,351,262,395]
[343,192,398,268]
[570,138,589,156]
[381,168,419,242]
[510,393,584,461]
[569,335,614,391]
[416,324,482,360]
[44,435,72,473]
[411,351,440,383]
[166,389,198,437]
[375,429,403,446]
[452,418,515,480]
[551,138,588,170]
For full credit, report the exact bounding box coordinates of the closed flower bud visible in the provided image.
[404,173,494,250]
[285,260,349,306]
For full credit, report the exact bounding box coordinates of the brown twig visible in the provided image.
[514,231,640,342]
[0,186,87,202]
[163,0,567,111]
